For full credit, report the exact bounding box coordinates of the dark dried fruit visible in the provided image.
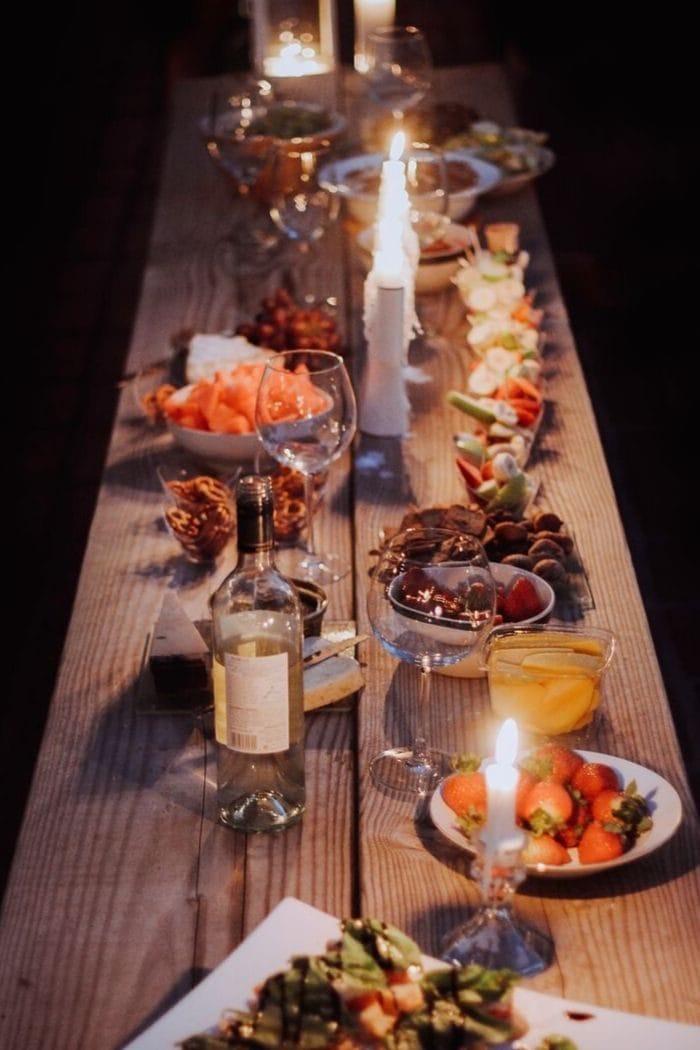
[533,558,568,588]
[533,530,574,554]
[501,553,535,571]
[533,510,563,532]
[528,537,567,562]
[494,521,529,545]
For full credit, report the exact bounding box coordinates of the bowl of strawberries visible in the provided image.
[436,561,554,677]
[430,741,682,878]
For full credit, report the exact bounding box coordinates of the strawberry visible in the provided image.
[522,832,571,867]
[556,800,592,848]
[521,781,574,835]
[441,771,487,835]
[501,574,544,622]
[521,743,584,784]
[577,820,625,864]
[571,761,620,801]
[591,782,652,839]
[515,768,539,821]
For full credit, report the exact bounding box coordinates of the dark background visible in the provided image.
[5,2,697,895]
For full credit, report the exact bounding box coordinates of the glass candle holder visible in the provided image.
[250,0,337,78]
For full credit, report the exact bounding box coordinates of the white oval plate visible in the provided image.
[430,750,683,879]
[481,145,556,197]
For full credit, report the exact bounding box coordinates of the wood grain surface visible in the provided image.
[0,65,698,1050]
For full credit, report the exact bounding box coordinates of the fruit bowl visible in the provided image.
[164,389,263,469]
[318,150,501,226]
[436,562,554,678]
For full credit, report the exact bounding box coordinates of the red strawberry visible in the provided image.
[577,820,625,864]
[521,781,574,835]
[591,788,625,825]
[515,768,539,821]
[591,783,652,838]
[522,743,585,784]
[557,800,592,848]
[522,832,571,867]
[442,771,487,834]
[501,575,544,622]
[571,762,620,801]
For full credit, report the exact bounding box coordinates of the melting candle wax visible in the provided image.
[481,719,525,856]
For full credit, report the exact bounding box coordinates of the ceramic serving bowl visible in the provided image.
[164,386,262,468]
[318,149,501,226]
[435,561,555,677]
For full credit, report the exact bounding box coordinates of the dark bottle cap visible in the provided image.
[236,475,274,551]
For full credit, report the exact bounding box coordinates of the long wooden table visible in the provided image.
[1,65,699,1048]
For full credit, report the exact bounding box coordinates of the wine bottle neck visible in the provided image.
[236,474,275,553]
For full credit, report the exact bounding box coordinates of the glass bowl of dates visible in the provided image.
[387,564,495,646]
[436,561,554,677]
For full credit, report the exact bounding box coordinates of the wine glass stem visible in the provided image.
[412,658,431,764]
[303,473,317,557]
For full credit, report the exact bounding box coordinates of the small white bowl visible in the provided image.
[319,150,501,227]
[356,221,471,294]
[436,561,555,677]
[165,386,262,469]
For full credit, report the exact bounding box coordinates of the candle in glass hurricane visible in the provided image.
[353,0,396,72]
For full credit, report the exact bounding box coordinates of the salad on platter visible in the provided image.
[180,917,522,1049]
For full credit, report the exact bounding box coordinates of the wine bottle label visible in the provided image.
[220,650,290,753]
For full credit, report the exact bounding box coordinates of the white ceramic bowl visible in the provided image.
[319,150,501,226]
[436,561,555,677]
[165,385,262,468]
[356,221,472,294]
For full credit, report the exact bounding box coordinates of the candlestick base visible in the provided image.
[440,844,554,976]
[440,904,553,976]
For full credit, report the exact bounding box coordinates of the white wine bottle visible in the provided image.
[210,474,305,832]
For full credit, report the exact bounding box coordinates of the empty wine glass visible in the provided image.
[255,350,357,585]
[367,527,496,796]
[363,25,433,122]
[201,80,280,267]
[268,146,340,305]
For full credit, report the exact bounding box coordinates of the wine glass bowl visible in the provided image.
[268,147,341,304]
[404,144,449,223]
[255,350,357,584]
[363,25,433,120]
[367,527,496,795]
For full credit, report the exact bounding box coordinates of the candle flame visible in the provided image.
[389,131,405,161]
[495,718,518,766]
